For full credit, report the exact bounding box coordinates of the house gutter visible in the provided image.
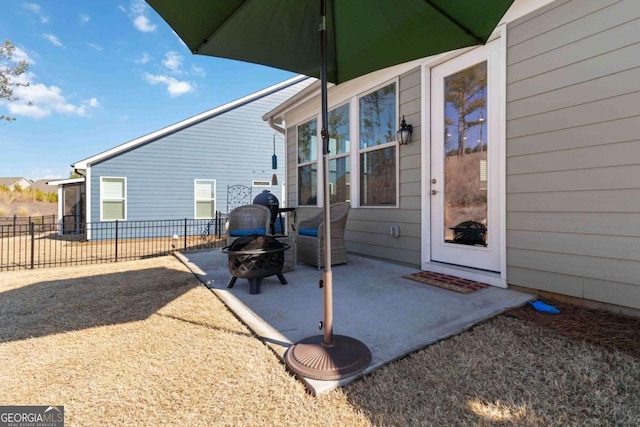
[267,117,285,135]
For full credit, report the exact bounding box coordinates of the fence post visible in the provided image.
[184,218,188,250]
[115,220,119,262]
[30,222,35,269]
[13,214,16,238]
[217,211,221,238]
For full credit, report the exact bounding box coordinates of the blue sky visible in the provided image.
[0,1,297,180]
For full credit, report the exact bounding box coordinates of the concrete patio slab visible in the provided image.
[175,248,533,395]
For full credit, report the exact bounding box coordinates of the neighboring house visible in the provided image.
[50,75,313,237]
[0,177,32,191]
[264,0,640,311]
[29,179,56,194]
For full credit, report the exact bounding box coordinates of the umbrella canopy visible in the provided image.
[146,0,514,381]
[146,0,513,85]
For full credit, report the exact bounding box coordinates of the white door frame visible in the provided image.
[420,25,507,287]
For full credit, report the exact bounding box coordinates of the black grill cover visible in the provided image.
[253,190,279,233]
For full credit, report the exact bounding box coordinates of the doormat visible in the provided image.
[402,271,489,294]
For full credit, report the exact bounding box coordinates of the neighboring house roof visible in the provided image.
[0,177,32,189]
[29,179,56,192]
[73,75,313,170]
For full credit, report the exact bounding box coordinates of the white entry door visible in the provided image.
[429,41,503,272]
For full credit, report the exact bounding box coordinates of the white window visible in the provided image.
[100,177,126,221]
[293,80,398,208]
[297,117,318,206]
[194,179,216,219]
[328,103,351,203]
[358,81,398,206]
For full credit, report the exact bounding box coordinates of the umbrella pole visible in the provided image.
[319,0,333,348]
[284,0,371,382]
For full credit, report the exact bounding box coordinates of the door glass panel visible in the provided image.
[443,61,488,246]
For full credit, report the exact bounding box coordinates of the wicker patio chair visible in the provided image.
[226,204,271,245]
[295,202,350,269]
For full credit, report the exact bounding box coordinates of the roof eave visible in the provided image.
[74,74,311,169]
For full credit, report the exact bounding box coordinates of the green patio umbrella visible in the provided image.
[146,0,514,381]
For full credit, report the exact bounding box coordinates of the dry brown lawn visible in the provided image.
[1,256,639,426]
[0,194,57,218]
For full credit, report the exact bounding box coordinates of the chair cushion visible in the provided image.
[229,228,266,237]
[298,228,318,237]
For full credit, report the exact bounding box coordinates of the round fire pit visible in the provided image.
[222,234,290,294]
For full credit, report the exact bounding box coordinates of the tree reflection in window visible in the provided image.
[328,104,350,203]
[360,147,396,206]
[359,83,396,149]
[443,61,488,245]
[298,118,318,205]
[298,118,317,163]
[359,82,397,206]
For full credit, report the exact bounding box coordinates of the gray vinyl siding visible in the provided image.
[505,0,640,309]
[89,79,310,222]
[287,68,422,266]
[285,123,297,208]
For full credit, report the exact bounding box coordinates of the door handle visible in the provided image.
[431,189,439,195]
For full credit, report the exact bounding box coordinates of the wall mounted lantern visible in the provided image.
[397,115,413,145]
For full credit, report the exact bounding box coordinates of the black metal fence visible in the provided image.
[0,214,57,235]
[0,213,228,271]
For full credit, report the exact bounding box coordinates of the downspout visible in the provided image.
[72,166,90,240]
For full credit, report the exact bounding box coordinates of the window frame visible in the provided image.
[291,77,400,208]
[327,101,351,204]
[194,179,216,219]
[296,116,319,206]
[100,176,127,221]
[356,79,400,208]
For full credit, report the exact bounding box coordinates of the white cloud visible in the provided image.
[144,73,195,97]
[129,0,156,32]
[11,46,35,65]
[135,52,152,64]
[159,52,207,78]
[43,34,62,47]
[191,65,206,78]
[134,15,156,32]
[29,167,66,180]
[80,14,90,24]
[162,51,183,73]
[23,3,41,13]
[23,3,49,23]
[88,43,103,51]
[3,72,99,119]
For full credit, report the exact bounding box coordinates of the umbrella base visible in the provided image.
[284,335,371,381]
